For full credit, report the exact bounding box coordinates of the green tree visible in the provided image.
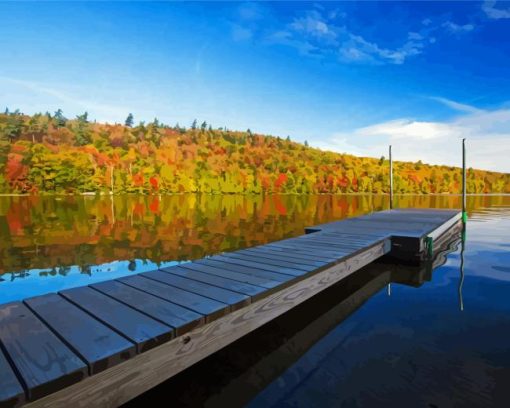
[125,113,134,127]
[53,109,67,127]
[74,112,92,146]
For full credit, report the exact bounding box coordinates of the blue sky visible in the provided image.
[1,1,510,172]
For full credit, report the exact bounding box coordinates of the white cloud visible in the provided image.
[408,32,424,40]
[482,0,510,19]
[269,8,429,65]
[429,97,484,114]
[289,10,337,42]
[315,102,510,173]
[442,21,475,33]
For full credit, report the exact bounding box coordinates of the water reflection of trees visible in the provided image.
[0,194,507,277]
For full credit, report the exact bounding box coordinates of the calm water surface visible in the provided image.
[122,194,509,408]
[2,193,495,304]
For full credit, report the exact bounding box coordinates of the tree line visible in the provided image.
[0,109,509,195]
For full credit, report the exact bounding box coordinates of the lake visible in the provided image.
[2,193,497,304]
[74,193,509,408]
[1,194,510,406]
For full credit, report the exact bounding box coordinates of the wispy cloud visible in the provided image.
[0,76,131,123]
[482,0,510,19]
[251,6,477,66]
[429,97,484,114]
[265,8,430,65]
[315,100,510,172]
[442,21,475,34]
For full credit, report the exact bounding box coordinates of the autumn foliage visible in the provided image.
[0,110,509,195]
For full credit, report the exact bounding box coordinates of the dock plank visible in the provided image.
[197,259,294,282]
[208,255,306,277]
[0,302,87,401]
[244,246,337,264]
[263,243,347,259]
[59,287,172,353]
[159,266,266,298]
[266,242,350,258]
[141,270,250,310]
[119,275,229,321]
[220,252,316,272]
[0,346,25,407]
[240,248,329,267]
[24,294,135,375]
[90,281,204,336]
[179,262,284,289]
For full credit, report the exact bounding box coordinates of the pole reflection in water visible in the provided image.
[459,222,466,312]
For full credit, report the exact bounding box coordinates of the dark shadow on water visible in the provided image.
[124,242,455,408]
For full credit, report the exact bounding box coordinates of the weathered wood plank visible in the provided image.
[299,238,368,250]
[119,275,229,322]
[0,346,25,408]
[265,243,349,259]
[24,294,136,375]
[220,251,316,272]
[24,241,387,408]
[244,246,337,263]
[160,266,266,298]
[240,248,329,267]
[90,281,204,336]
[59,287,172,353]
[209,255,306,277]
[197,259,293,283]
[298,237,367,249]
[264,242,347,258]
[180,262,283,289]
[0,302,87,401]
[141,270,250,310]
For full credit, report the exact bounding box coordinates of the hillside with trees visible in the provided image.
[0,109,509,195]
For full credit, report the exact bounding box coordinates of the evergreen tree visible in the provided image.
[74,112,91,146]
[54,109,67,127]
[125,113,134,127]
[191,119,197,130]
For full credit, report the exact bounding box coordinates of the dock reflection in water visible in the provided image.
[127,226,481,408]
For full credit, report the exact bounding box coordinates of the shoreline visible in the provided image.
[0,192,509,197]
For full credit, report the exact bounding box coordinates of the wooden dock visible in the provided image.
[0,208,461,408]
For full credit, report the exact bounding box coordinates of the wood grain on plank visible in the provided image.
[208,255,306,277]
[0,345,25,408]
[0,302,87,401]
[90,280,204,336]
[239,248,329,267]
[196,259,293,283]
[180,262,282,289]
[220,252,316,272]
[119,275,229,322]
[59,287,172,353]
[160,266,266,298]
[24,294,135,375]
[141,270,250,310]
[262,243,345,259]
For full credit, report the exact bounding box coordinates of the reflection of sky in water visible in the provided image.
[0,259,180,304]
[248,205,510,407]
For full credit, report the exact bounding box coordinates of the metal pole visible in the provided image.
[389,145,393,210]
[462,139,467,223]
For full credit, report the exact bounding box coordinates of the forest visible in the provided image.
[0,109,509,195]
